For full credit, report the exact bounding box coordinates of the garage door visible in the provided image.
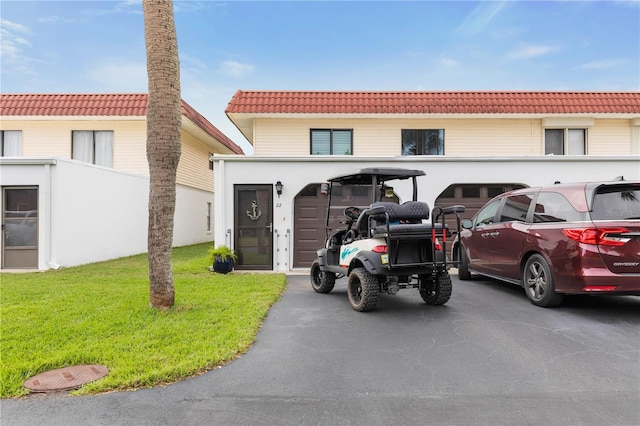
[293,184,327,268]
[293,183,397,268]
[435,183,527,250]
[435,183,527,220]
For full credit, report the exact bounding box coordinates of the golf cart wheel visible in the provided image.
[347,268,379,312]
[457,245,471,281]
[522,254,563,307]
[310,260,336,293]
[420,271,452,305]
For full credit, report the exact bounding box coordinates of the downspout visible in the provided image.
[213,158,227,248]
[45,163,60,270]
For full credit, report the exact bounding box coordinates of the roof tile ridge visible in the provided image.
[181,99,244,155]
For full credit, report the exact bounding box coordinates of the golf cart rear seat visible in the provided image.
[358,201,448,238]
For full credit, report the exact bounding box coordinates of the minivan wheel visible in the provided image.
[522,254,564,307]
[457,246,471,281]
[310,260,336,293]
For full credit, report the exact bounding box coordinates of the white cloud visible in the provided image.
[577,59,626,70]
[456,1,508,36]
[1,19,29,33]
[508,44,558,60]
[219,60,255,78]
[0,19,38,73]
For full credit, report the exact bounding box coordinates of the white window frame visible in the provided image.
[401,129,445,156]
[72,130,114,167]
[1,130,23,156]
[544,128,587,155]
[310,129,353,155]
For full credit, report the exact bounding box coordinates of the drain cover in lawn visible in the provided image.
[24,365,109,392]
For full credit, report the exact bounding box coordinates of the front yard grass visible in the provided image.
[0,243,287,398]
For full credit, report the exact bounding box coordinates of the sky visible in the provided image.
[1,1,639,154]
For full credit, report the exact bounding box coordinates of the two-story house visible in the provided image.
[215,91,640,271]
[0,93,243,270]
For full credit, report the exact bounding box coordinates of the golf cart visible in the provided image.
[310,167,465,312]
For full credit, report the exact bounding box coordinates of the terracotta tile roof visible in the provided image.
[0,93,243,154]
[225,91,640,115]
[180,99,243,154]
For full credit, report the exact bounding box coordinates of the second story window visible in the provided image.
[72,131,114,167]
[402,129,444,155]
[545,129,586,155]
[310,129,352,155]
[1,130,22,156]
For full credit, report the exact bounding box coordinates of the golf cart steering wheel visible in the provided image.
[344,206,362,222]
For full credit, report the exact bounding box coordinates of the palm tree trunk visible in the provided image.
[143,0,181,309]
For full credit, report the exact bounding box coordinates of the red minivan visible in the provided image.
[454,180,640,307]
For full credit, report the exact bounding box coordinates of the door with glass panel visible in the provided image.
[2,187,38,269]
[234,185,273,270]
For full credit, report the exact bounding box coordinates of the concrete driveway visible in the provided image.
[2,273,639,425]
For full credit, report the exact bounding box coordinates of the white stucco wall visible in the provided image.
[213,155,640,272]
[48,159,149,268]
[174,184,215,247]
[1,158,215,270]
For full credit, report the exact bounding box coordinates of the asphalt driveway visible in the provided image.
[2,273,639,425]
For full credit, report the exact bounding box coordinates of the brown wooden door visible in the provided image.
[2,187,38,269]
[234,185,273,270]
[293,184,327,268]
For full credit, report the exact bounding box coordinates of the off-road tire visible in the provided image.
[420,271,452,305]
[522,254,564,307]
[457,246,471,281]
[310,260,336,293]
[347,268,379,312]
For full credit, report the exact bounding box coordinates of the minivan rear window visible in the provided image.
[591,185,640,220]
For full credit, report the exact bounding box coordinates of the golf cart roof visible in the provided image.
[327,167,426,185]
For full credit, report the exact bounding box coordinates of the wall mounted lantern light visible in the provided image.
[275,181,283,198]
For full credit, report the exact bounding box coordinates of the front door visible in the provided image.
[234,185,273,270]
[2,187,39,269]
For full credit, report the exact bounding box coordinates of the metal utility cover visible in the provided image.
[23,365,109,393]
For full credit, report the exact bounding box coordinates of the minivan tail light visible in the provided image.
[562,228,629,247]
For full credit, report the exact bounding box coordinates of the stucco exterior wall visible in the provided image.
[174,183,214,247]
[48,160,149,267]
[251,117,636,156]
[0,158,215,270]
[214,155,640,272]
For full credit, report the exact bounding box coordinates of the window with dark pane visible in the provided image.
[310,129,352,155]
[401,129,444,155]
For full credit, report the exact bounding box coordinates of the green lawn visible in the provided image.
[0,243,287,398]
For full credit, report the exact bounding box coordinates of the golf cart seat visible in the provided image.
[357,201,446,238]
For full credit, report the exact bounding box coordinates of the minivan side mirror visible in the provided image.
[461,219,473,229]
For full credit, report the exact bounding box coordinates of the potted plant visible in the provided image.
[208,244,237,274]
